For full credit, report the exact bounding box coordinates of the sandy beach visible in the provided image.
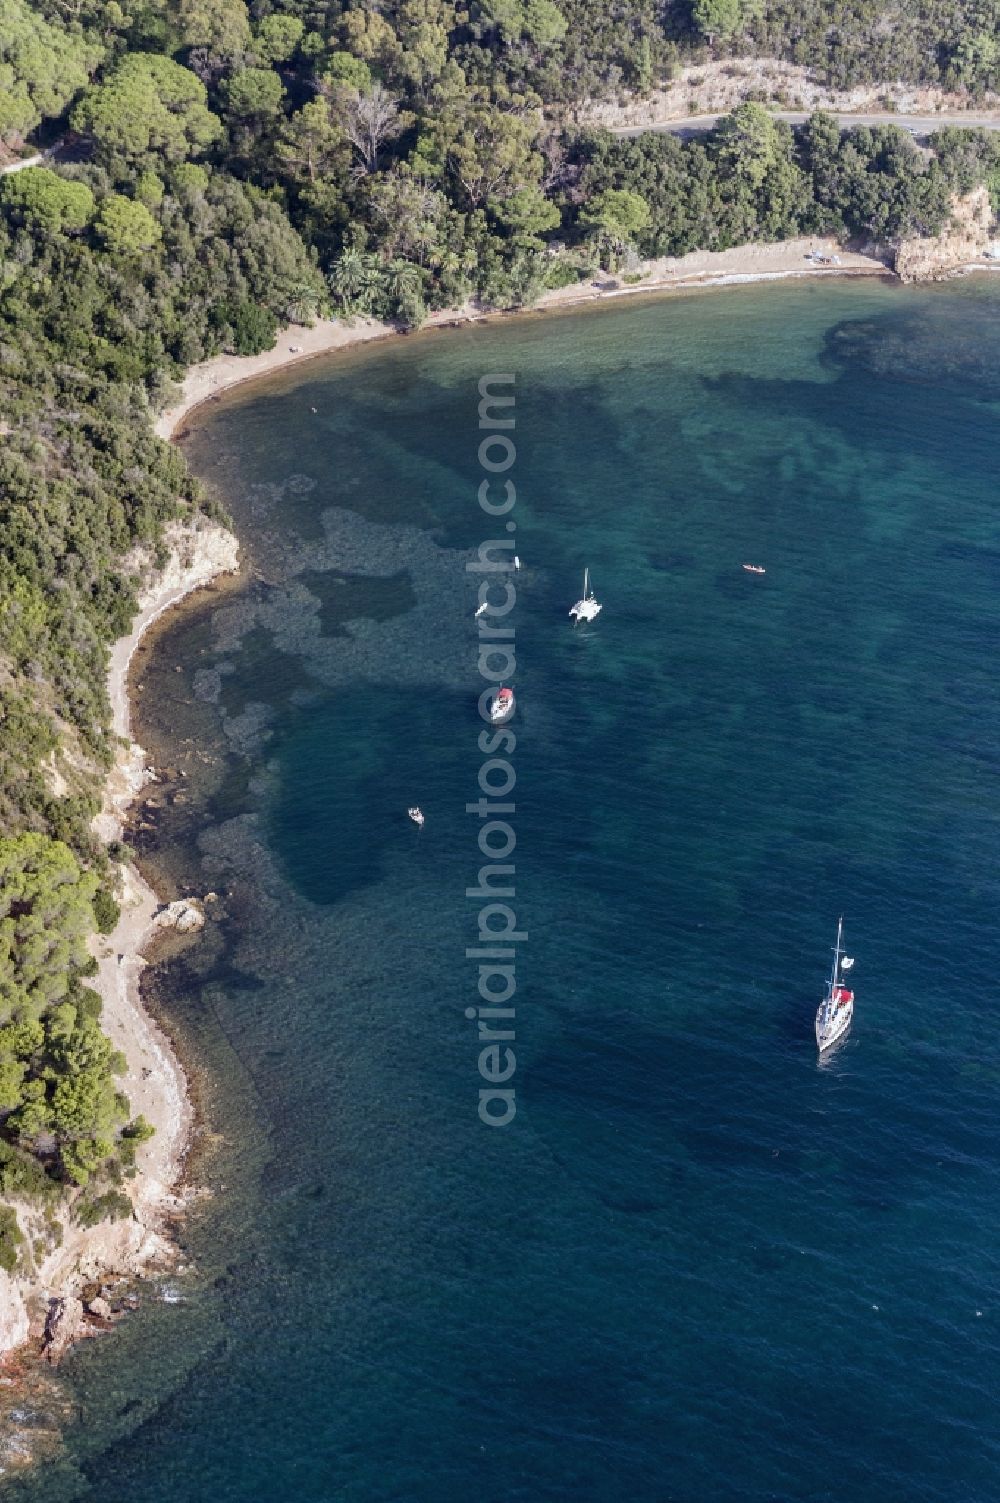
[153,237,889,440]
[154,316,397,439]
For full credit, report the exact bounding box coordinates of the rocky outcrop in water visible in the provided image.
[153,898,205,933]
[41,1297,85,1365]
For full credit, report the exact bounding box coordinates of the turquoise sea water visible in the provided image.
[10,278,1000,1501]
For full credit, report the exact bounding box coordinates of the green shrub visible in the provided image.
[0,1206,23,1273]
[74,1188,133,1229]
[122,1114,155,1143]
[221,300,279,356]
[0,1141,59,1205]
[119,1114,155,1168]
[543,260,585,289]
[93,887,121,935]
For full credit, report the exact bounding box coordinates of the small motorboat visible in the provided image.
[407,807,425,827]
[742,564,766,575]
[474,601,489,619]
[489,687,515,724]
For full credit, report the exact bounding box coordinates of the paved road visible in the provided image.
[612,111,1000,138]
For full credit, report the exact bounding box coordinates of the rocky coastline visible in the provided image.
[0,518,239,1394]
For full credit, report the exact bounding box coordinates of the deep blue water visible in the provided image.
[11,279,1000,1501]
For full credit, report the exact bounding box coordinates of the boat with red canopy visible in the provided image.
[489,686,515,724]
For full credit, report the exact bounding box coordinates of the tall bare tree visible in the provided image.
[336,84,406,176]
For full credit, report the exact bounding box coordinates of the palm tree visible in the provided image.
[385,260,426,329]
[282,279,323,324]
[328,248,384,316]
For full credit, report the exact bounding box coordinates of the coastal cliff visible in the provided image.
[894,186,995,281]
[0,517,238,1370]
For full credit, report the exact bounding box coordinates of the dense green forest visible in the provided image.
[736,0,1000,96]
[0,0,999,1237]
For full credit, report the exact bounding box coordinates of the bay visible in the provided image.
[11,278,1000,1502]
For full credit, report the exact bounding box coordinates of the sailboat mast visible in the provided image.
[583,567,589,600]
[829,915,844,995]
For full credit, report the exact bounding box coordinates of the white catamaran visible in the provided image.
[569,568,602,624]
[815,916,855,1052]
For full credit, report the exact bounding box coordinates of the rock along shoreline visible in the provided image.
[0,517,239,1398]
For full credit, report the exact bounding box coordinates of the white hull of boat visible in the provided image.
[569,567,601,624]
[569,601,602,624]
[815,998,853,1051]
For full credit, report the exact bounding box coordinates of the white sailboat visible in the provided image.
[569,568,602,624]
[815,916,855,1052]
